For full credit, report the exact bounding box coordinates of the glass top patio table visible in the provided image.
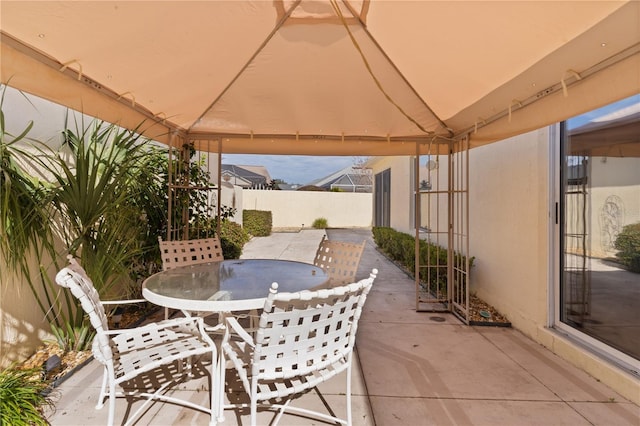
[142,259,328,313]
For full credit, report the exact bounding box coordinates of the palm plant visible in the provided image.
[39,120,157,307]
[0,87,62,326]
[1,85,169,336]
[1,86,230,349]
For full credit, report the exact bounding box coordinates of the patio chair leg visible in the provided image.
[107,383,116,426]
[250,380,259,426]
[96,367,108,409]
[346,362,352,426]
[214,349,225,423]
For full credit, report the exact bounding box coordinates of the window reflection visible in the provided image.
[562,94,640,360]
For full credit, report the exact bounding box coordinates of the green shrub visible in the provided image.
[0,367,53,426]
[614,222,640,272]
[372,226,474,295]
[220,220,249,259]
[312,217,328,229]
[243,210,272,237]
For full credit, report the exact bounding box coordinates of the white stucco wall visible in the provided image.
[241,190,372,229]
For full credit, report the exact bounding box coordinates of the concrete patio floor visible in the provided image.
[47,228,639,425]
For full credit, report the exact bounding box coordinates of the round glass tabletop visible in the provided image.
[142,259,328,312]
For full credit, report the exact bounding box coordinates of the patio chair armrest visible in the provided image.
[225,316,255,346]
[104,315,207,336]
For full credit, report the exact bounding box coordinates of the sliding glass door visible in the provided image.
[559,95,640,363]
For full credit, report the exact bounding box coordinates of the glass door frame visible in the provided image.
[550,123,640,377]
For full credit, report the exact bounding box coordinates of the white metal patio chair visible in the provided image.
[220,268,378,426]
[55,256,218,426]
[313,235,366,286]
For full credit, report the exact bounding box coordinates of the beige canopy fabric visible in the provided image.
[1,1,639,155]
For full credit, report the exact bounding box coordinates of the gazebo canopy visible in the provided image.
[1,1,638,155]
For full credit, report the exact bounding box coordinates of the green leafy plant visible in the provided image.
[614,222,640,272]
[48,323,95,352]
[220,220,250,259]
[169,142,218,240]
[312,217,328,229]
[372,226,474,295]
[0,85,65,328]
[39,121,151,295]
[1,88,169,333]
[0,87,237,356]
[243,210,272,237]
[0,366,53,426]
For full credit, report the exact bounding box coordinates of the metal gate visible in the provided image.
[563,153,591,326]
[414,137,470,323]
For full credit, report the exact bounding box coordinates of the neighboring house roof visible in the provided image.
[221,164,269,187]
[236,165,272,182]
[308,165,373,192]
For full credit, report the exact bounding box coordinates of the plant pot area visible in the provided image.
[468,294,511,327]
[17,343,93,388]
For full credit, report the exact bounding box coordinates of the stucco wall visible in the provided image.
[241,190,372,229]
[468,129,551,336]
[0,256,55,368]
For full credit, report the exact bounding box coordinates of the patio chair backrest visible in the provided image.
[253,268,377,394]
[313,235,366,285]
[158,237,224,270]
[55,256,113,362]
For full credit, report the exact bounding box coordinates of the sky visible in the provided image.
[222,154,361,185]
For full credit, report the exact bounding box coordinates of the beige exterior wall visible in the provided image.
[221,184,245,225]
[0,256,54,368]
[468,129,551,335]
[241,190,372,230]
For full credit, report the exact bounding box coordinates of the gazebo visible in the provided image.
[1,0,639,404]
[2,1,637,155]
